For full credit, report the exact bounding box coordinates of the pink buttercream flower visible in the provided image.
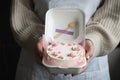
[48,48,53,51]
[68,43,72,46]
[52,52,58,56]
[52,43,59,47]
[75,46,80,51]
[69,52,76,57]
[58,51,62,54]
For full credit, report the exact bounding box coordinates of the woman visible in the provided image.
[11,0,120,80]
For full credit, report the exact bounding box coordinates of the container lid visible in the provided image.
[45,8,85,43]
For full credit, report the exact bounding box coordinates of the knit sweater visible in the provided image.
[11,0,120,57]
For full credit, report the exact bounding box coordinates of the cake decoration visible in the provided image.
[44,42,86,68]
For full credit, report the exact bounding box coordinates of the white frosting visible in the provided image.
[47,42,83,60]
[44,42,86,68]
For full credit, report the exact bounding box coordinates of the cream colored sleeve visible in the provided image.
[11,0,44,51]
[86,0,120,57]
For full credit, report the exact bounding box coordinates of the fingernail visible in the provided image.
[86,56,90,60]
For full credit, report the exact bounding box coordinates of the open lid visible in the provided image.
[45,8,85,43]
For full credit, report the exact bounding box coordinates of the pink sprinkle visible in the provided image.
[68,43,72,46]
[48,48,53,51]
[58,51,62,54]
[75,46,80,51]
[52,52,58,56]
[69,52,76,57]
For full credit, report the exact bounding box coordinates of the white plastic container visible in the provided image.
[42,8,86,74]
[42,55,87,74]
[45,8,85,43]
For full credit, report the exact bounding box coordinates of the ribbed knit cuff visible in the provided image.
[85,22,105,58]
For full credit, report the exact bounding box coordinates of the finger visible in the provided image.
[86,48,93,61]
[86,56,90,60]
[81,41,85,48]
[85,40,94,62]
[37,39,45,53]
[42,39,49,51]
[36,39,45,64]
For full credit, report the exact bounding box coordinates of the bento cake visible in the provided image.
[44,42,86,68]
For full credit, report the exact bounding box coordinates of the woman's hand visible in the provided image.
[81,39,94,72]
[35,38,94,76]
[72,39,94,76]
[35,38,48,64]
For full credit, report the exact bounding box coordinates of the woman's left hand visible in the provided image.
[72,39,94,76]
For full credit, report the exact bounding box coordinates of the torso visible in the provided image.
[33,0,101,24]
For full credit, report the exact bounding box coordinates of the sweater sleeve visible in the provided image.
[86,0,120,57]
[11,0,45,51]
